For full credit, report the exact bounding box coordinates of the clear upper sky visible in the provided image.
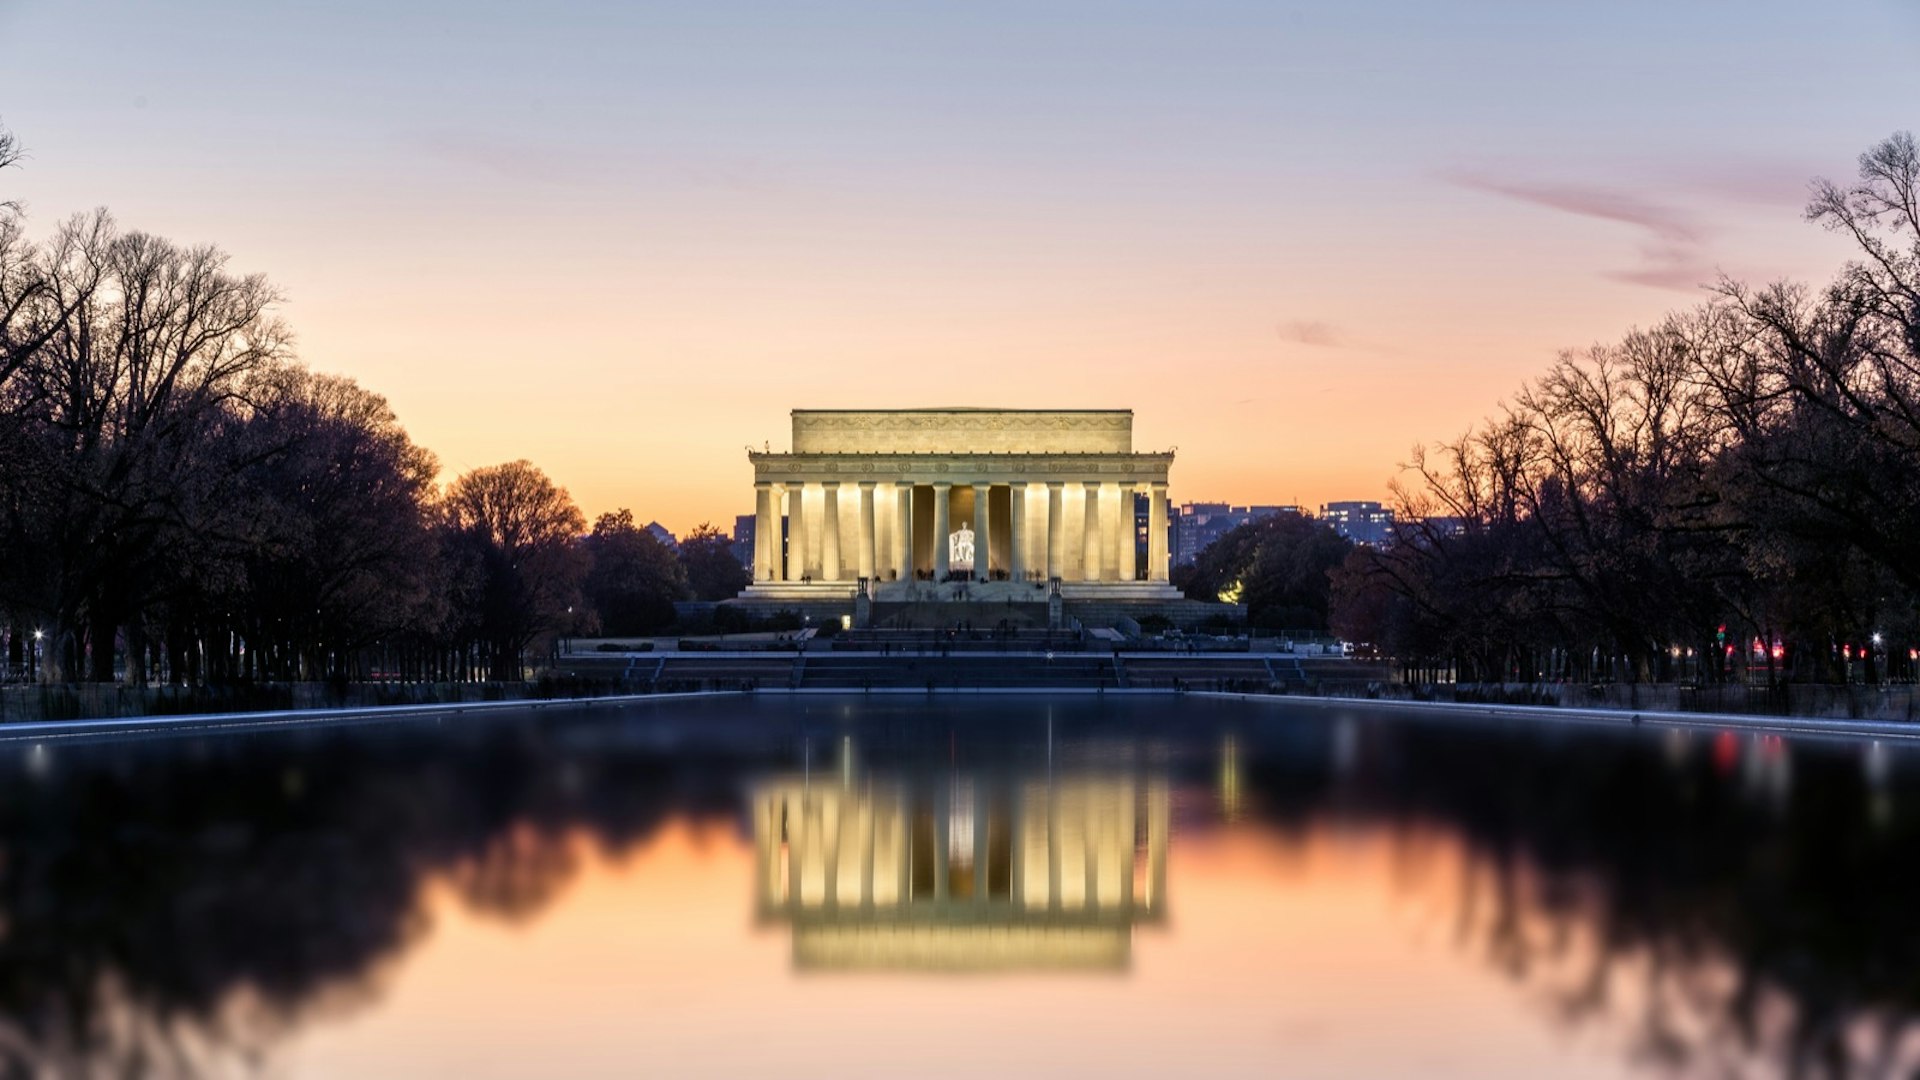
[2,0,1915,532]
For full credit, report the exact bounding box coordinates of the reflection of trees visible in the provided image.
[6,699,1919,1078]
[0,718,751,1076]
[1239,715,1920,1078]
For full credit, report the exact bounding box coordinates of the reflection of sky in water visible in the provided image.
[2,697,1918,1077]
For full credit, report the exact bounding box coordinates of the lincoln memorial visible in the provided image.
[738,408,1187,617]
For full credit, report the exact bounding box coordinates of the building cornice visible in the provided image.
[749,451,1173,484]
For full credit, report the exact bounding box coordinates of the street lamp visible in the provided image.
[31,629,42,682]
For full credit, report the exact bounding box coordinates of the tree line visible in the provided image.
[0,125,745,685]
[1329,132,1920,686]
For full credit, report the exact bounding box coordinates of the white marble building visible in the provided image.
[740,408,1183,604]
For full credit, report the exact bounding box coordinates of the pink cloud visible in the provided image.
[1277,320,1345,347]
[1448,172,1718,293]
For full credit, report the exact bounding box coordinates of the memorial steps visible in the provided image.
[554,649,1386,692]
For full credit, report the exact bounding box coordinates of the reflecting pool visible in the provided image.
[3,695,1919,1077]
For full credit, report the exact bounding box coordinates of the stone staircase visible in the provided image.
[1064,597,1240,631]
[831,627,1085,653]
[796,654,1120,691]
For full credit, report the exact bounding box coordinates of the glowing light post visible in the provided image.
[31,629,42,683]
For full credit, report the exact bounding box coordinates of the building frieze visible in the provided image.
[748,451,1173,484]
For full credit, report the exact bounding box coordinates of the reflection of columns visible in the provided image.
[858,796,876,907]
[1046,482,1064,580]
[822,793,842,907]
[932,483,952,580]
[1148,482,1169,583]
[1118,486,1137,581]
[786,794,804,903]
[973,787,990,903]
[754,482,774,581]
[786,481,807,581]
[974,483,992,581]
[1082,481,1102,583]
[1009,482,1028,582]
[821,483,842,582]
[857,482,877,580]
[894,482,913,581]
[1047,781,1062,912]
[933,783,950,902]
[1010,788,1025,905]
[1147,779,1169,911]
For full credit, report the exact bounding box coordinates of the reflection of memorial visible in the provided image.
[753,753,1168,971]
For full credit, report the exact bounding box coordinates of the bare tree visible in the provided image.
[0,120,61,395]
[440,461,587,680]
[0,118,19,209]
[2,211,289,681]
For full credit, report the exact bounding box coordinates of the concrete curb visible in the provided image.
[0,691,734,743]
[1193,690,1920,742]
[0,687,1181,744]
[17,685,1906,748]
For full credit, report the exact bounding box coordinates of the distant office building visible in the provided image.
[1320,501,1395,547]
[733,512,789,573]
[644,521,679,550]
[732,514,757,570]
[1171,503,1297,566]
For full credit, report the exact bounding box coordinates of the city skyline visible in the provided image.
[1,1,1915,533]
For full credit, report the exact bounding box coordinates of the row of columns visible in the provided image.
[754,479,1171,585]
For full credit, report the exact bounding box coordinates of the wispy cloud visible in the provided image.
[1275,320,1398,356]
[1448,172,1718,292]
[1277,320,1345,347]
[1675,157,1824,210]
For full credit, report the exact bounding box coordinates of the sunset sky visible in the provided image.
[2,0,1915,534]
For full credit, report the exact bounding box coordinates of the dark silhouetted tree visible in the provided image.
[678,522,748,601]
[1183,513,1352,632]
[582,509,685,635]
[440,461,587,679]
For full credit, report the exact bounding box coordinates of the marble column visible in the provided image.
[1046,482,1064,580]
[1101,482,1121,582]
[932,483,952,580]
[1082,481,1102,583]
[1148,482,1170,583]
[754,482,774,581]
[875,486,892,581]
[857,481,877,581]
[973,483,992,581]
[1118,485,1137,582]
[1009,481,1028,582]
[785,481,807,582]
[894,481,913,581]
[821,483,842,582]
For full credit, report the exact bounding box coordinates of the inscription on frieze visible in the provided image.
[792,409,1133,455]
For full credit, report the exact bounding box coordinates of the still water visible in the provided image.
[2,695,1916,1078]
